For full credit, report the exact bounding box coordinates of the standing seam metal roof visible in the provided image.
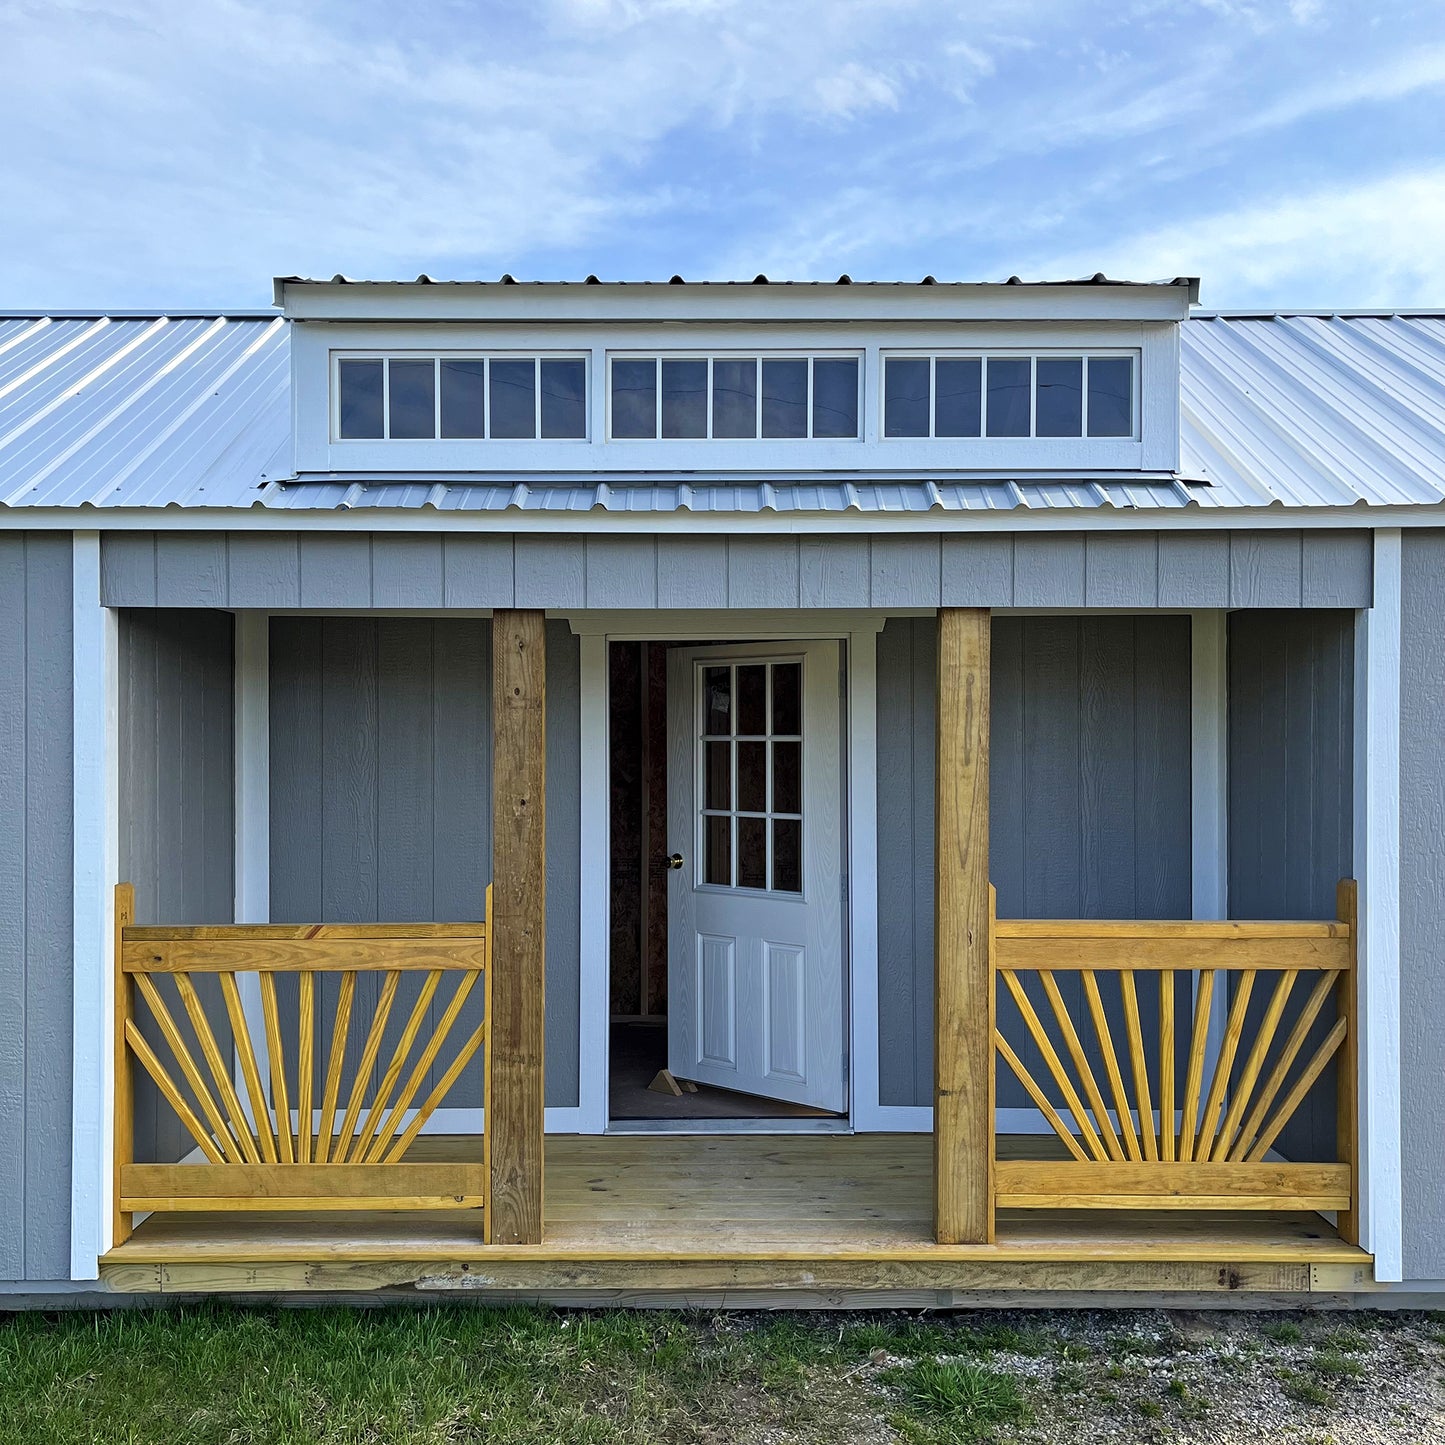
[0,309,1441,514]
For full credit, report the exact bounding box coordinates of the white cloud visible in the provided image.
[1028,168,1445,305]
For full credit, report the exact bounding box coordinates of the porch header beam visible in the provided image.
[935,606,994,1245]
[490,609,547,1245]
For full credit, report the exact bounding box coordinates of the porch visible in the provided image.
[101,1133,1370,1298]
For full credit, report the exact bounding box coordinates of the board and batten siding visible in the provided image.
[876,614,1194,1109]
[1226,609,1354,1163]
[268,617,580,1109]
[0,534,74,1282]
[1400,532,1445,1279]
[118,609,236,1165]
[99,530,1373,611]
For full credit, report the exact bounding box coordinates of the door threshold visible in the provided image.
[605,1117,852,1136]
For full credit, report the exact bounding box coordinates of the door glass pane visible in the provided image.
[761,358,808,438]
[772,818,801,893]
[986,357,1031,437]
[703,667,731,734]
[712,358,757,438]
[704,814,731,886]
[770,662,800,735]
[338,358,383,438]
[540,358,587,439]
[1088,356,1134,437]
[737,816,767,889]
[935,357,982,437]
[736,665,766,735]
[884,357,930,437]
[704,741,730,810]
[611,358,657,439]
[772,740,801,815]
[811,357,858,438]
[662,359,708,438]
[440,359,486,438]
[1036,357,1083,437]
[490,359,536,439]
[737,740,766,813]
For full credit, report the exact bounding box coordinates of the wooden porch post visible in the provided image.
[490,610,547,1245]
[935,607,994,1244]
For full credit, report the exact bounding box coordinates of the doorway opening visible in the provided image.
[606,640,848,1127]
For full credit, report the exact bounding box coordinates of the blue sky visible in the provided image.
[2,0,1442,309]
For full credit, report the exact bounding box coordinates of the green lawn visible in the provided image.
[2,1303,1443,1445]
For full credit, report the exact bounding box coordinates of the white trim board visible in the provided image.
[1356,530,1403,1280]
[69,533,118,1278]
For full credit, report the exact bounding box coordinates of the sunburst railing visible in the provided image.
[113,884,492,1243]
[991,881,1357,1234]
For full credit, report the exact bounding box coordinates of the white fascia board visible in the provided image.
[0,505,1436,534]
[278,281,1195,324]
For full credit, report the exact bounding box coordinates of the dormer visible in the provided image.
[278,275,1197,477]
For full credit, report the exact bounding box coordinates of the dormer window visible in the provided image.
[334,353,588,441]
[608,353,861,440]
[882,352,1137,440]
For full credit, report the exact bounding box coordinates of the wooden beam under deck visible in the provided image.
[101,1135,1372,1298]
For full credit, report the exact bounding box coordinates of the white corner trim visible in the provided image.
[1357,529,1403,1280]
[575,633,611,1135]
[69,533,117,1278]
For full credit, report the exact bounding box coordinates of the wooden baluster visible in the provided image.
[297,972,315,1165]
[316,971,355,1164]
[1244,1019,1348,1162]
[1210,970,1297,1163]
[1119,970,1157,1162]
[259,973,293,1163]
[1082,971,1141,1161]
[1179,969,1216,1161]
[1038,971,1125,1161]
[1160,970,1175,1162]
[220,972,277,1163]
[1193,969,1257,1162]
[334,971,401,1162]
[174,973,261,1163]
[994,1032,1090,1161]
[353,971,443,1163]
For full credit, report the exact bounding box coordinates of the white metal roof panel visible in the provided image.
[0,309,1441,516]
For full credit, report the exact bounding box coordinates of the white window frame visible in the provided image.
[879,348,1140,442]
[605,350,863,442]
[329,350,591,443]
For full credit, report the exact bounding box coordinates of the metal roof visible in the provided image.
[0,308,1441,516]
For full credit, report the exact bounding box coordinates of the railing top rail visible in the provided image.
[123,921,486,942]
[994,919,1349,941]
[122,935,488,974]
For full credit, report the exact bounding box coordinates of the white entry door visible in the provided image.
[666,641,846,1112]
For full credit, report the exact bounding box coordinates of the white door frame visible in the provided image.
[569,610,887,1136]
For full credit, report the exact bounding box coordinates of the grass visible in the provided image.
[883,1359,1028,1443]
[1263,1320,1304,1345]
[0,1304,871,1445]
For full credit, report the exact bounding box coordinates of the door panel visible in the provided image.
[667,641,846,1111]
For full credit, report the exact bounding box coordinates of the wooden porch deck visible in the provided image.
[101,1135,1373,1299]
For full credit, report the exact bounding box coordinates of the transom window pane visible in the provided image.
[335,354,586,440]
[662,359,708,439]
[1088,356,1134,437]
[387,359,436,439]
[884,357,930,437]
[761,358,808,438]
[1035,357,1083,437]
[697,658,805,895]
[986,357,1032,437]
[935,358,982,437]
[337,359,384,438]
[609,355,859,439]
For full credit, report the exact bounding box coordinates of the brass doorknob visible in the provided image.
[665,852,684,870]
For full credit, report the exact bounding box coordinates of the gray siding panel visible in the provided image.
[268,617,579,1111]
[101,531,1374,611]
[876,614,1193,1108]
[1401,531,1445,1278]
[1227,609,1354,1162]
[0,534,73,1282]
[118,609,236,1165]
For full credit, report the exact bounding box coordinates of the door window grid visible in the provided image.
[698,660,803,895]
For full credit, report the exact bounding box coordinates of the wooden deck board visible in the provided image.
[101,1135,1373,1294]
